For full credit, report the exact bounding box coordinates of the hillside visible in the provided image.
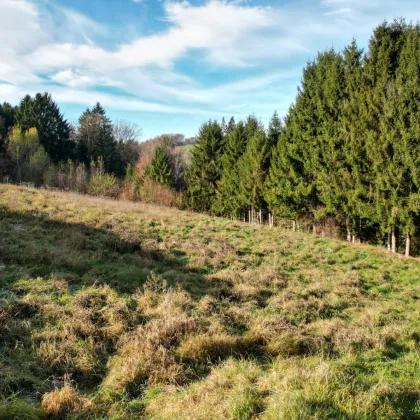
[0,185,419,419]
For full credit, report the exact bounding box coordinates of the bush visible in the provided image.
[87,173,120,198]
[139,178,182,207]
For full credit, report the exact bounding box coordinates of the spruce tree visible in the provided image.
[392,24,420,255]
[267,111,282,150]
[0,102,15,138]
[77,103,122,175]
[227,117,236,137]
[15,93,73,163]
[186,120,225,212]
[146,146,174,187]
[264,109,311,224]
[212,121,247,217]
[238,128,268,223]
[363,20,408,250]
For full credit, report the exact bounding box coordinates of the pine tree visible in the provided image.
[146,146,174,187]
[15,93,73,163]
[186,120,225,212]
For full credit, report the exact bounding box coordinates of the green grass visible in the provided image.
[0,185,419,419]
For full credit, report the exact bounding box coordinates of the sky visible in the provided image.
[1,0,420,140]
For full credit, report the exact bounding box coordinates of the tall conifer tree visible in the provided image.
[15,93,73,163]
[186,121,225,211]
[146,146,174,187]
[213,121,247,217]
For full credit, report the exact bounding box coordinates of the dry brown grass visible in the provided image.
[41,375,93,418]
[0,185,419,418]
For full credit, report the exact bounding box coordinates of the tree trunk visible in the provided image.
[405,233,410,257]
[292,220,296,233]
[259,209,262,225]
[346,218,351,242]
[313,224,317,236]
[248,208,251,224]
[387,231,391,251]
[391,225,397,253]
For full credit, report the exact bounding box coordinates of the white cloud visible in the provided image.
[2,0,420,131]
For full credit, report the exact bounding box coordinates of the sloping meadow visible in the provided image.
[0,185,419,419]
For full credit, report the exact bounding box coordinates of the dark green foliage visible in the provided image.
[186,120,225,211]
[15,93,73,163]
[264,110,310,221]
[146,146,174,187]
[238,127,269,219]
[77,103,122,175]
[213,121,247,217]
[0,102,15,139]
[267,111,282,151]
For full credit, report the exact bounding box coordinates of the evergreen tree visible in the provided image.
[238,128,269,223]
[363,20,408,250]
[264,109,311,223]
[227,117,236,137]
[0,102,16,179]
[0,102,16,138]
[77,103,122,175]
[213,121,247,217]
[244,115,260,141]
[391,23,420,255]
[340,39,372,241]
[267,111,282,150]
[186,120,225,211]
[146,146,174,187]
[308,50,346,227]
[15,93,73,163]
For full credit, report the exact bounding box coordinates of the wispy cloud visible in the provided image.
[2,0,420,137]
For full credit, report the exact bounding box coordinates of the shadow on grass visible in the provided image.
[0,208,231,298]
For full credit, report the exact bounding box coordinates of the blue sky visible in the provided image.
[1,0,420,140]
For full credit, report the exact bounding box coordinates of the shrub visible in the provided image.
[139,178,182,207]
[87,173,120,198]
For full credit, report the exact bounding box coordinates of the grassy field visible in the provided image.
[0,185,419,419]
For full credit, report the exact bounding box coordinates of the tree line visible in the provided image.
[1,20,420,256]
[186,20,420,256]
